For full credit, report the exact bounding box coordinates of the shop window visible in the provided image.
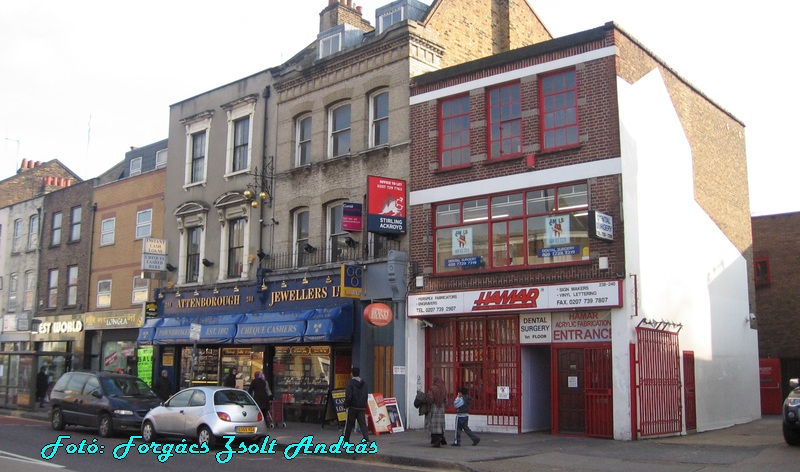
[425,316,519,415]
[754,257,770,287]
[102,341,137,375]
[273,346,331,422]
[434,183,589,274]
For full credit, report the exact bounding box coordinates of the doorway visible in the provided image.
[553,345,613,437]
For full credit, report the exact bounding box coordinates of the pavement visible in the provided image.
[2,406,798,471]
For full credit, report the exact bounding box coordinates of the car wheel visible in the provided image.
[51,408,65,431]
[783,422,800,446]
[198,425,217,449]
[142,420,158,442]
[98,413,114,438]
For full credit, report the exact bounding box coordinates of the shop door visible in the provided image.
[556,348,585,434]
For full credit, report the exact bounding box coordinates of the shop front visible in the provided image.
[4,314,87,410]
[408,280,622,436]
[138,275,358,422]
[83,309,144,375]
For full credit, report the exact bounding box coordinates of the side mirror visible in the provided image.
[91,390,103,399]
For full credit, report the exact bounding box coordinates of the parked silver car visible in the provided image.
[141,386,267,447]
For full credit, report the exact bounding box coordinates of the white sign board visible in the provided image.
[551,311,611,343]
[189,323,202,342]
[497,386,510,400]
[393,366,406,375]
[519,313,551,344]
[408,280,621,317]
[142,253,167,271]
[143,238,168,254]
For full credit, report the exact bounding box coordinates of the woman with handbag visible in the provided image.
[425,375,447,447]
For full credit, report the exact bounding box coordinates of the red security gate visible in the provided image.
[635,321,682,437]
[554,345,613,438]
[425,316,520,429]
[585,346,613,437]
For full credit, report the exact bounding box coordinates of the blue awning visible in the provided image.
[137,317,164,344]
[234,305,353,344]
[304,305,353,343]
[151,314,244,345]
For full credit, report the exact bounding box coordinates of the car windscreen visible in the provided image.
[214,389,256,406]
[100,376,159,398]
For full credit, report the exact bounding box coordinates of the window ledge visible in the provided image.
[435,163,473,173]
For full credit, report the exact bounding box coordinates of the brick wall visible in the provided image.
[752,212,800,359]
[38,180,95,315]
[409,33,624,292]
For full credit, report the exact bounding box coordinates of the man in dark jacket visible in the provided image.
[153,370,173,402]
[36,367,49,407]
[222,367,238,388]
[343,367,370,443]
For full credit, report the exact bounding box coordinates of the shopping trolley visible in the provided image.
[266,399,286,428]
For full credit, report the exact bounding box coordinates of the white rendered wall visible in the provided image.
[615,69,760,438]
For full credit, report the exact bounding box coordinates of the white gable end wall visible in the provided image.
[616,70,760,435]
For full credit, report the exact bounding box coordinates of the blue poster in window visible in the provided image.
[451,228,473,255]
[546,216,570,245]
[445,256,482,268]
[538,245,580,258]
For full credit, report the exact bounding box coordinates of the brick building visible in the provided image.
[88,142,166,382]
[752,211,800,413]
[143,0,552,419]
[407,22,757,439]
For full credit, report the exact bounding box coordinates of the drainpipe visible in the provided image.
[259,85,270,263]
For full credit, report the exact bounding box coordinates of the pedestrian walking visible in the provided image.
[152,370,173,402]
[248,371,273,414]
[426,375,447,447]
[343,367,370,444]
[36,367,49,407]
[222,367,238,388]
[452,387,480,446]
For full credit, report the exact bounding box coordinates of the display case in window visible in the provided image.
[273,346,331,421]
[181,347,219,387]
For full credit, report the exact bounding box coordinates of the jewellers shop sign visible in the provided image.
[408,280,622,317]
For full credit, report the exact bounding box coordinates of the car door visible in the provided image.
[60,374,89,425]
[157,389,194,435]
[81,376,104,427]
[180,390,207,438]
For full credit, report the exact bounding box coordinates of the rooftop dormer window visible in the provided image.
[319,32,342,59]
[378,7,403,34]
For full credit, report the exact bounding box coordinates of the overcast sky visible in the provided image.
[1,1,795,216]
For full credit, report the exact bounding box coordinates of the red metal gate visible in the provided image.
[585,346,613,438]
[636,321,682,437]
[683,351,697,430]
[425,316,520,429]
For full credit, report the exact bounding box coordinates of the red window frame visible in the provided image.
[754,257,770,287]
[433,182,590,275]
[488,82,522,159]
[439,95,471,169]
[540,69,578,151]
